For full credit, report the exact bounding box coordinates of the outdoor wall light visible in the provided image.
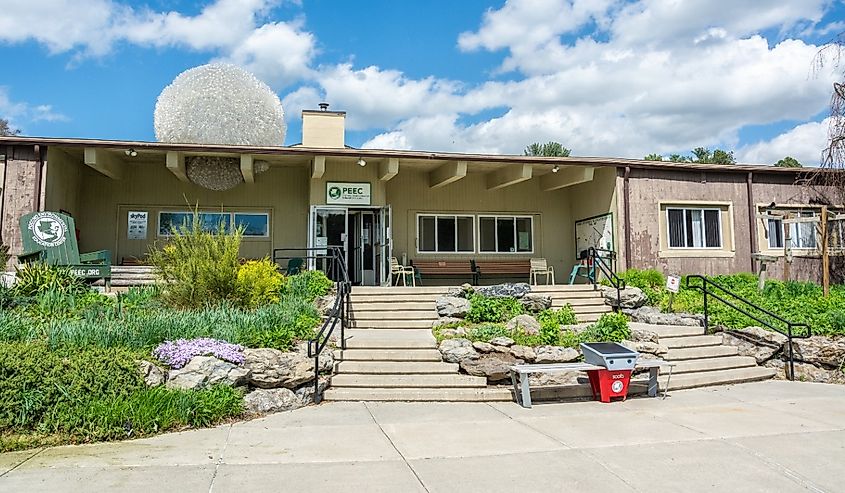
[552,165,560,173]
[357,157,366,167]
[124,148,138,157]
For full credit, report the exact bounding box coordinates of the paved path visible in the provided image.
[2,381,845,492]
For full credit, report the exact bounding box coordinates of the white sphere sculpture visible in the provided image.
[154,63,286,190]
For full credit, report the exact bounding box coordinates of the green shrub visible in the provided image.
[14,262,87,297]
[830,310,845,334]
[615,268,665,305]
[466,322,510,342]
[465,295,524,323]
[581,312,630,343]
[148,211,242,309]
[283,270,333,301]
[536,306,577,345]
[236,259,283,309]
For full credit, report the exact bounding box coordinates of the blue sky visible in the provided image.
[1,0,844,164]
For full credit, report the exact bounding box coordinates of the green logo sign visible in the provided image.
[27,212,67,248]
[328,186,342,200]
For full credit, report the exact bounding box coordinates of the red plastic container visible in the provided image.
[586,369,633,403]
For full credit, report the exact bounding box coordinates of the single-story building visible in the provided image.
[1,107,841,285]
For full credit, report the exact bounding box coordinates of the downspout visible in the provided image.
[623,166,632,270]
[746,171,757,274]
[0,145,6,242]
[32,145,44,212]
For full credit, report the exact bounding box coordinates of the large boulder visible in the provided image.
[621,340,668,356]
[791,336,845,369]
[439,338,479,363]
[294,376,331,406]
[604,287,647,309]
[243,348,314,389]
[520,294,552,312]
[509,345,536,363]
[489,336,515,347]
[446,283,474,298]
[630,327,659,344]
[166,356,250,390]
[138,360,165,387]
[436,296,471,318]
[630,306,704,327]
[472,341,495,353]
[460,352,522,383]
[721,327,786,364]
[534,345,580,364]
[244,388,302,414]
[475,283,531,299]
[765,359,845,384]
[295,342,333,373]
[506,314,541,335]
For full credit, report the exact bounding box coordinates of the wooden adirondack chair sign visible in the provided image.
[19,211,112,286]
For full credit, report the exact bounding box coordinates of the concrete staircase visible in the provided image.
[631,322,776,390]
[324,284,608,402]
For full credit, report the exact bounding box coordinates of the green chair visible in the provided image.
[286,257,304,276]
[18,211,111,287]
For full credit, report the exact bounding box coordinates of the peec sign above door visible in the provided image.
[326,182,371,205]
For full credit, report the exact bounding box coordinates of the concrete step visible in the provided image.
[350,319,434,329]
[576,313,602,323]
[565,305,613,314]
[661,366,776,390]
[351,311,438,321]
[629,322,705,338]
[349,302,435,311]
[543,291,606,299]
[665,345,738,360]
[530,284,597,292]
[333,349,443,362]
[352,286,448,295]
[331,374,487,388]
[323,387,513,402]
[671,356,758,374]
[661,335,724,349]
[557,298,609,306]
[344,329,435,349]
[335,361,460,374]
[350,295,442,303]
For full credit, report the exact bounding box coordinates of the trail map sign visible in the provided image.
[575,213,614,256]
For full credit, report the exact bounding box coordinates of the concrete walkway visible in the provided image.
[2,381,845,492]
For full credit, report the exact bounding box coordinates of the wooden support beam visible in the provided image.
[487,164,532,191]
[83,148,123,180]
[311,156,325,179]
[429,161,466,189]
[240,154,255,184]
[540,166,594,191]
[166,151,189,183]
[379,157,399,182]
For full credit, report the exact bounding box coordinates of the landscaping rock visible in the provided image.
[765,360,845,384]
[506,314,541,335]
[432,317,463,328]
[138,360,165,387]
[472,341,495,353]
[621,340,667,356]
[534,345,580,364]
[562,323,592,334]
[520,294,552,312]
[509,345,536,363]
[294,376,331,406]
[604,287,647,309]
[631,328,659,344]
[295,342,333,373]
[436,296,471,318]
[460,352,522,383]
[440,327,468,338]
[630,306,704,326]
[475,283,531,299]
[446,283,474,298]
[791,336,845,369]
[244,388,302,414]
[439,338,479,363]
[721,327,786,364]
[166,356,250,390]
[243,348,313,389]
[489,336,515,347]
[529,371,583,386]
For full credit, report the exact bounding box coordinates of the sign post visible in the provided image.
[666,274,681,312]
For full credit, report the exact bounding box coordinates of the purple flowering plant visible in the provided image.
[153,338,245,369]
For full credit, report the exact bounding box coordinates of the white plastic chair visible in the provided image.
[390,257,416,286]
[530,258,555,285]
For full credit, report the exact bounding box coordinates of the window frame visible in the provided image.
[415,213,475,254]
[477,214,535,254]
[158,210,271,238]
[665,207,723,249]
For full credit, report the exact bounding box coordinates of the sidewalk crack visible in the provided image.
[363,402,431,493]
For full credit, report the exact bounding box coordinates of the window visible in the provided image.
[479,216,533,253]
[159,211,268,237]
[766,211,816,249]
[667,208,721,248]
[417,215,474,253]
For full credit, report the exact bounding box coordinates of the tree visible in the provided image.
[775,156,803,168]
[643,153,663,161]
[524,142,571,157]
[656,147,735,164]
[0,118,20,136]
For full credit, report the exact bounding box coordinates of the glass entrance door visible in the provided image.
[310,207,347,281]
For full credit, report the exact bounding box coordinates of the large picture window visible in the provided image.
[667,208,721,248]
[766,211,816,249]
[417,214,474,253]
[159,211,269,237]
[479,216,533,253]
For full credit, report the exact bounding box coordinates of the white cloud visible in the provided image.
[0,87,67,132]
[736,118,829,166]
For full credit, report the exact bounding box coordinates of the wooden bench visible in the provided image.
[410,260,474,285]
[509,360,676,408]
[471,259,531,285]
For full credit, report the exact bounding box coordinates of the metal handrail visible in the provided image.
[273,247,351,403]
[587,248,626,312]
[684,275,811,381]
